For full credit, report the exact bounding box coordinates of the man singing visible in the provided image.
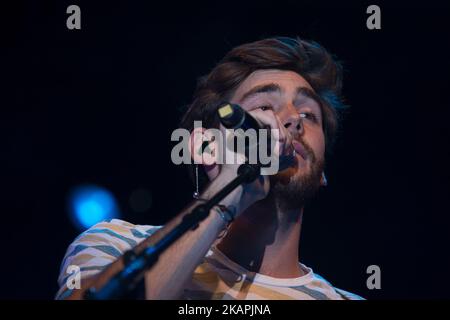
[56,37,363,300]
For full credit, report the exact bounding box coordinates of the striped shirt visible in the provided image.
[56,219,364,300]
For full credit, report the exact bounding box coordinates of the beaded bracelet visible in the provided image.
[194,198,236,227]
[216,204,235,225]
[214,205,236,239]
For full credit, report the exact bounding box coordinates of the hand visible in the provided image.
[215,108,294,216]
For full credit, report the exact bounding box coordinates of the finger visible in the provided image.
[219,123,248,164]
[274,115,294,156]
[249,109,286,155]
[248,109,279,131]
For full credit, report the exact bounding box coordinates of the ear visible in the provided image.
[320,171,328,187]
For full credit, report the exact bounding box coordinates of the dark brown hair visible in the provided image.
[179,36,347,189]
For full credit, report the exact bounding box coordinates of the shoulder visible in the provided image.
[62,219,162,264]
[55,219,161,299]
[74,218,162,246]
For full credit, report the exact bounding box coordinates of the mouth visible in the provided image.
[278,140,309,172]
[278,145,298,171]
[292,140,308,161]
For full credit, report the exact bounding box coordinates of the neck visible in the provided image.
[216,196,305,278]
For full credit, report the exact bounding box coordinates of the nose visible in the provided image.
[282,105,303,136]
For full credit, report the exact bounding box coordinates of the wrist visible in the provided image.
[200,171,244,214]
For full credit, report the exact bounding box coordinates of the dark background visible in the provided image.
[1,0,449,299]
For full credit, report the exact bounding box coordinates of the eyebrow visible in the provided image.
[239,83,322,109]
[239,83,281,103]
[296,87,323,109]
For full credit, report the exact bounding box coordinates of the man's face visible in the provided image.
[230,69,326,210]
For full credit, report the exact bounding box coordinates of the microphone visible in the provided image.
[217,102,266,154]
[217,102,262,132]
[216,102,295,172]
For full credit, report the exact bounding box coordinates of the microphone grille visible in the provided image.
[217,103,245,129]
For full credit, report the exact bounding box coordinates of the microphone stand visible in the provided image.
[84,163,260,300]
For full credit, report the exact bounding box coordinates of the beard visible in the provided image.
[269,139,324,212]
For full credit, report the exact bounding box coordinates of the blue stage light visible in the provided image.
[68,185,120,230]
